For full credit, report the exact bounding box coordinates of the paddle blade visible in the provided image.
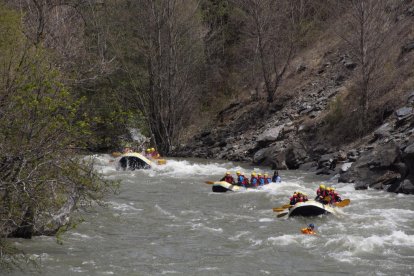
[277,211,288,218]
[273,204,291,209]
[205,181,215,185]
[335,199,350,207]
[272,207,287,212]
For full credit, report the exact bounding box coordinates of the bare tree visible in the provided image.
[5,0,115,85]
[236,0,312,103]
[116,0,205,154]
[336,0,399,133]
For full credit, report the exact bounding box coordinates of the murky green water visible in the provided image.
[10,155,414,275]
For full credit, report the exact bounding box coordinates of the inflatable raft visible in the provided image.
[287,200,336,217]
[211,181,263,193]
[119,152,152,170]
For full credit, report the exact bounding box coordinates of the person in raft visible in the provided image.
[236,171,245,186]
[290,192,299,205]
[315,184,329,204]
[123,147,133,154]
[149,148,160,159]
[328,187,342,204]
[250,172,259,187]
[258,173,265,186]
[301,224,316,235]
[241,172,250,187]
[220,171,235,184]
[272,171,281,183]
[264,173,272,184]
[297,192,308,203]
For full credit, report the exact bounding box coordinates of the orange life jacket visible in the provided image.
[301,228,316,235]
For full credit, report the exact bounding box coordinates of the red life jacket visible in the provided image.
[224,175,234,184]
[242,176,249,185]
[317,189,328,197]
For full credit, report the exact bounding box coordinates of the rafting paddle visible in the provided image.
[334,199,350,207]
[205,181,215,184]
[277,211,289,218]
[272,207,288,212]
[273,204,291,209]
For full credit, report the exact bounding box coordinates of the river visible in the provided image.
[11,155,414,275]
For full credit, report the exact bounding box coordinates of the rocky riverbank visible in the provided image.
[173,47,414,194]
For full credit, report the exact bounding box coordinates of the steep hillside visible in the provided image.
[174,5,414,194]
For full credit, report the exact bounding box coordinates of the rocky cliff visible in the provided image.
[173,11,414,195]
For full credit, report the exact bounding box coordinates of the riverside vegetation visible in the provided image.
[0,0,414,270]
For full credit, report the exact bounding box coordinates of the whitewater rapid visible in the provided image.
[12,154,414,275]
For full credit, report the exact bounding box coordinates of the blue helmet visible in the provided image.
[309,223,315,229]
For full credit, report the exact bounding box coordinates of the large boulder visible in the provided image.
[285,142,308,169]
[253,142,287,169]
[338,142,402,190]
[256,125,284,147]
[400,179,414,194]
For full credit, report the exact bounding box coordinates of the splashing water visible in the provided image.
[12,154,414,275]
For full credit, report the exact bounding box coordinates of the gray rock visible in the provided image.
[400,179,414,194]
[299,161,317,171]
[340,162,353,173]
[296,64,307,73]
[345,61,357,70]
[256,125,284,146]
[336,150,348,162]
[369,171,401,190]
[355,181,368,190]
[374,123,392,139]
[395,107,413,119]
[402,41,414,53]
[404,142,414,157]
[313,144,329,155]
[316,168,332,175]
[318,154,336,170]
[394,162,408,178]
[253,148,269,164]
[347,149,359,161]
[282,125,296,135]
[285,142,308,169]
[407,91,414,104]
[403,142,414,185]
[339,143,402,190]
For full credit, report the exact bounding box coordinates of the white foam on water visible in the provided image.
[109,201,143,212]
[258,218,274,222]
[70,232,92,240]
[29,253,51,262]
[150,159,237,177]
[325,230,414,262]
[190,222,223,233]
[267,234,302,246]
[69,266,86,273]
[248,238,263,246]
[180,210,202,216]
[81,260,96,266]
[155,204,177,220]
[161,270,179,274]
[197,267,219,271]
[100,271,115,275]
[228,231,251,241]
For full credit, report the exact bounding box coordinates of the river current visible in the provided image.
[10,155,414,275]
